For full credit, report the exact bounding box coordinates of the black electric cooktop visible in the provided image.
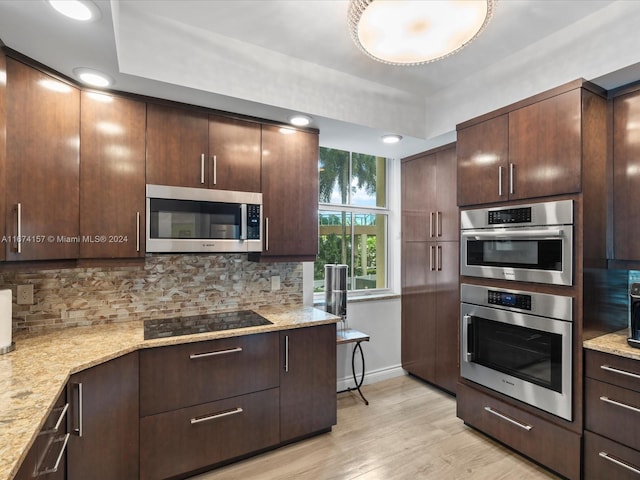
[143,310,273,340]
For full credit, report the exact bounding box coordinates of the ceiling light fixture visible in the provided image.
[289,115,312,127]
[381,134,403,144]
[47,0,101,22]
[73,68,113,88]
[348,0,495,66]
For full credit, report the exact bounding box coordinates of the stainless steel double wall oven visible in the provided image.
[459,200,575,420]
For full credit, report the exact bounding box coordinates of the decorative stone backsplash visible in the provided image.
[0,254,303,333]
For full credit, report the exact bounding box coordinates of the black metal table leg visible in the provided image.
[338,340,369,405]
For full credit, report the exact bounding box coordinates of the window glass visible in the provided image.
[353,213,386,289]
[351,153,386,207]
[316,211,352,292]
[319,148,349,204]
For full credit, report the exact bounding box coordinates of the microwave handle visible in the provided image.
[462,314,474,362]
[240,204,247,240]
[461,228,564,240]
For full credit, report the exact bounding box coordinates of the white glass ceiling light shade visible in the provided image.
[73,68,113,88]
[289,115,312,127]
[381,134,402,144]
[348,0,495,66]
[47,0,101,22]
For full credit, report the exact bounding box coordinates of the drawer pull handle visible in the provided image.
[484,406,533,431]
[36,433,70,476]
[190,407,243,425]
[38,403,69,435]
[600,396,640,414]
[190,347,243,359]
[599,451,640,475]
[601,364,640,380]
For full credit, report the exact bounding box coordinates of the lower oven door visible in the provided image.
[460,302,572,420]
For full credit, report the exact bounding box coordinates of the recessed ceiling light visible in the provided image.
[381,134,403,144]
[73,68,113,88]
[47,0,101,22]
[289,115,312,127]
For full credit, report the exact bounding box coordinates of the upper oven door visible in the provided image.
[460,225,573,285]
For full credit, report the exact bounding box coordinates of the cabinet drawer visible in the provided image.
[584,431,640,480]
[140,388,280,480]
[585,378,640,450]
[585,350,640,392]
[140,332,279,416]
[456,383,580,480]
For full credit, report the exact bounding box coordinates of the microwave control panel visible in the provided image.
[247,205,261,240]
[487,207,532,225]
[487,290,532,310]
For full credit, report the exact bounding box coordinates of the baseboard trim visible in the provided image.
[337,364,406,391]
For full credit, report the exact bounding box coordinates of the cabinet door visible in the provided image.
[508,89,582,200]
[0,51,6,262]
[435,146,458,241]
[434,241,459,394]
[613,90,640,260]
[80,92,146,258]
[280,324,337,442]
[401,154,436,242]
[261,125,319,260]
[146,103,209,188]
[5,58,80,261]
[67,352,139,480]
[456,114,508,206]
[208,114,261,192]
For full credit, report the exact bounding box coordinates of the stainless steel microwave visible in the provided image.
[460,200,574,286]
[146,185,262,253]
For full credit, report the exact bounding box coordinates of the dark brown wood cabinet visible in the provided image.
[583,350,640,479]
[456,84,606,206]
[258,125,319,261]
[401,144,458,394]
[66,352,139,480]
[613,88,640,261]
[280,323,337,442]
[4,58,80,261]
[146,103,261,192]
[80,92,146,258]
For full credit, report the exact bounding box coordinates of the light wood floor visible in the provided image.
[191,375,560,479]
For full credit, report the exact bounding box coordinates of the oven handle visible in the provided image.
[461,228,564,240]
[462,314,474,362]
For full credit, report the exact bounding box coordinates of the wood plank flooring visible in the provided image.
[191,375,560,479]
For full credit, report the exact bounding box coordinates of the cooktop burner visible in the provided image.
[143,310,272,340]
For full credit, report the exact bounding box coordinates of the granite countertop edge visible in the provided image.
[583,329,640,361]
[0,306,340,480]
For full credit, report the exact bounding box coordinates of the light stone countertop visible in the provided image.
[583,329,640,361]
[0,306,339,480]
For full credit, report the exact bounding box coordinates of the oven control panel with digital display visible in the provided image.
[488,290,532,310]
[487,207,532,225]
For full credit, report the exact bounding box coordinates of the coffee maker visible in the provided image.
[628,283,640,348]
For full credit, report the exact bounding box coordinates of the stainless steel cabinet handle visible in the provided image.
[436,211,442,237]
[463,314,473,361]
[509,163,515,195]
[484,406,533,431]
[498,166,503,197]
[212,155,217,185]
[285,335,289,372]
[600,364,640,380]
[36,433,70,476]
[200,153,206,184]
[599,451,640,475]
[136,211,141,253]
[462,229,563,240]
[265,217,269,251]
[600,396,640,414]
[72,382,83,437]
[39,403,69,435]
[190,407,243,425]
[429,245,435,271]
[437,245,442,271]
[189,347,242,359]
[16,203,22,254]
[429,212,434,238]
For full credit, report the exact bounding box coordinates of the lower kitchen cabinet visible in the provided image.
[66,352,139,480]
[456,382,580,480]
[140,388,280,480]
[584,349,640,479]
[280,324,337,442]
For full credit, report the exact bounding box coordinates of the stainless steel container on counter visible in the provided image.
[325,264,347,327]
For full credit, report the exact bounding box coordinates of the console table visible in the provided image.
[337,328,370,405]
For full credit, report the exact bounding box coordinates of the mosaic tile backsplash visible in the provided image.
[0,254,303,333]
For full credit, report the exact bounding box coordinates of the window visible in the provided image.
[315,147,389,294]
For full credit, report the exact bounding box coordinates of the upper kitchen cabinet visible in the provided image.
[80,91,146,259]
[0,51,6,262]
[457,82,607,206]
[256,125,319,262]
[208,114,261,192]
[146,104,261,192]
[5,58,80,261]
[613,87,640,261]
[457,114,508,206]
